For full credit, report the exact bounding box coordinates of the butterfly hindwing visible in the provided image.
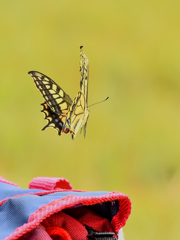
[65,92,89,138]
[41,102,68,135]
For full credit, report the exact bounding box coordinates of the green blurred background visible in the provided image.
[0,0,180,239]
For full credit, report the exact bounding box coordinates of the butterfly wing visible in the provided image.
[41,102,69,135]
[80,46,89,105]
[28,71,73,114]
[65,92,89,139]
[65,46,90,138]
[80,46,90,137]
[28,71,73,135]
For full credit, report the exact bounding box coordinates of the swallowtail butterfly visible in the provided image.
[28,46,89,139]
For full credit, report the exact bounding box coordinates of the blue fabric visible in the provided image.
[0,182,44,200]
[0,182,116,239]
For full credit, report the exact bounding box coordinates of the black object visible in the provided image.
[85,225,117,240]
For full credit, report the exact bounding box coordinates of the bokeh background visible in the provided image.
[0,0,180,239]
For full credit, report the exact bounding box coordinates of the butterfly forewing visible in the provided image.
[80,46,89,106]
[80,46,89,137]
[28,71,73,114]
[65,47,90,138]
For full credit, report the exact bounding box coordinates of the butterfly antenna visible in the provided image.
[88,97,109,108]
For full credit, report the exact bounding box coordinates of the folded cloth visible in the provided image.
[0,176,131,240]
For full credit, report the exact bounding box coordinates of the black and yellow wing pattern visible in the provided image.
[28,71,73,135]
[28,46,90,139]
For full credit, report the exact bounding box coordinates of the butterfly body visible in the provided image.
[28,46,89,139]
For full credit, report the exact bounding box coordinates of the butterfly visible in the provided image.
[28,46,90,139]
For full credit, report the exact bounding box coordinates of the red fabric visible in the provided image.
[46,227,73,240]
[63,207,114,233]
[112,198,131,233]
[40,206,115,240]
[29,177,72,190]
[27,192,131,234]
[42,211,88,240]
[19,225,52,240]
[19,210,116,240]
